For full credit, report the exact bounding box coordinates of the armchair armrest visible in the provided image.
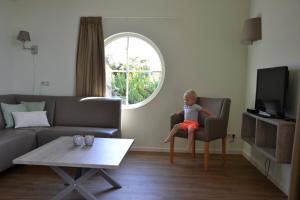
[170,111,184,130]
[204,117,227,141]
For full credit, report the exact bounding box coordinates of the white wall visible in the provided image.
[9,0,249,152]
[244,0,300,194]
[0,0,14,94]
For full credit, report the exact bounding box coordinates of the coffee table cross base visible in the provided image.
[50,166,121,200]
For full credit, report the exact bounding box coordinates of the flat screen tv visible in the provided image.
[255,66,289,118]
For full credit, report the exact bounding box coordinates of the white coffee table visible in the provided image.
[13,136,134,200]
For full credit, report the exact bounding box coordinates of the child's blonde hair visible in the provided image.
[184,89,197,100]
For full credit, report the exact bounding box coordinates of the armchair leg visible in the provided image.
[222,137,226,165]
[192,139,196,159]
[170,136,175,163]
[204,142,209,171]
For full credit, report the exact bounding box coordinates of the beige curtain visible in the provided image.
[289,104,300,200]
[76,17,105,97]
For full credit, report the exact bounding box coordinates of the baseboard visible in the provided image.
[242,151,289,195]
[130,146,241,154]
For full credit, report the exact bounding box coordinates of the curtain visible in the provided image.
[75,17,105,97]
[289,104,300,200]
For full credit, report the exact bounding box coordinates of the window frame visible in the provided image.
[104,32,165,109]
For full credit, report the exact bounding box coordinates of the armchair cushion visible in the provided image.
[175,118,226,142]
[170,112,206,129]
[197,97,224,117]
[175,128,206,141]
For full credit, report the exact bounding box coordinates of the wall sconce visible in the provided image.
[241,17,262,45]
[17,30,38,54]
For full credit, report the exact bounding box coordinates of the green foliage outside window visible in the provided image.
[106,56,160,105]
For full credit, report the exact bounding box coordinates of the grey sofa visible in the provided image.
[0,95,121,172]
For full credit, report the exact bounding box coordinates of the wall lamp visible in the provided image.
[17,30,38,55]
[241,17,262,45]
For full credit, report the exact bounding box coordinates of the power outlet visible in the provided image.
[227,133,236,143]
[41,81,50,86]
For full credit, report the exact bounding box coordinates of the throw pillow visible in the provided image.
[21,101,45,111]
[0,103,28,128]
[12,111,50,128]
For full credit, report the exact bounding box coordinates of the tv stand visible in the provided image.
[241,112,295,163]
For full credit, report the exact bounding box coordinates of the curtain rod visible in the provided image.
[102,16,176,20]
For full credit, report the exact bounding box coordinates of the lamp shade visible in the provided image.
[241,17,261,44]
[17,31,31,42]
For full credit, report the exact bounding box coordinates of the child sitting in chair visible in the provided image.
[164,89,215,152]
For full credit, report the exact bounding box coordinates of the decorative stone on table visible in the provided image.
[84,135,94,146]
[73,135,84,146]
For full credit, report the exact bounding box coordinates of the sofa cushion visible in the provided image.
[36,126,120,146]
[0,129,37,172]
[0,95,17,129]
[54,97,121,129]
[12,111,50,128]
[15,95,56,126]
[0,103,28,128]
[21,101,45,111]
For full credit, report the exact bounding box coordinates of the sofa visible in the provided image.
[0,95,121,172]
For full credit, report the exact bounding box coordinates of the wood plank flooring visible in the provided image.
[0,152,287,200]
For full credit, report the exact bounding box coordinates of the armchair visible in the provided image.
[169,97,231,170]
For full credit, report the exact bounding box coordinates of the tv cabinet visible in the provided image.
[241,112,295,163]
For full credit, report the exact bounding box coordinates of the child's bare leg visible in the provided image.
[164,124,180,143]
[185,127,195,152]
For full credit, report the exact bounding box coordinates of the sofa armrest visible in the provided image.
[170,111,184,130]
[204,117,227,141]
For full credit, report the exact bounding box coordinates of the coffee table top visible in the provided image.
[13,137,134,169]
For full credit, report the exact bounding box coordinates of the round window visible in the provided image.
[105,32,165,109]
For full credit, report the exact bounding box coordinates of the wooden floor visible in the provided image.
[0,152,287,200]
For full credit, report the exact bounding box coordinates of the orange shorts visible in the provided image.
[179,120,199,130]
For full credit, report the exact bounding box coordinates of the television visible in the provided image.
[255,66,289,118]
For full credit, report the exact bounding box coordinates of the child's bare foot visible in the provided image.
[164,137,171,143]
